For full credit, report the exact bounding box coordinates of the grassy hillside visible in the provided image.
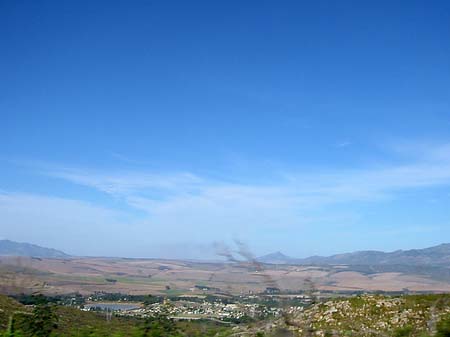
[0,294,140,336]
[0,294,233,337]
[0,295,29,330]
[287,294,450,337]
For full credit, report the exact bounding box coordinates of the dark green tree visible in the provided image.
[27,304,58,337]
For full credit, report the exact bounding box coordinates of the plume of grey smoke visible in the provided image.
[234,239,278,289]
[234,238,254,262]
[213,239,321,336]
[211,241,238,294]
[213,241,239,263]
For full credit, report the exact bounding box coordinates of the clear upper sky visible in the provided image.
[1,1,450,258]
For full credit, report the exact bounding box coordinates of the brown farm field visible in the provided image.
[1,256,449,296]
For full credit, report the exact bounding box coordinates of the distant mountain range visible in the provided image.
[258,243,450,266]
[0,239,70,258]
[2,239,450,266]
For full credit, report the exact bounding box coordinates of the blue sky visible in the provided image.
[1,1,450,258]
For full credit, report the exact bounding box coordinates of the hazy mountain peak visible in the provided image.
[257,251,295,264]
[0,239,70,258]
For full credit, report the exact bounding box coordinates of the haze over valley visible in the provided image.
[2,240,450,295]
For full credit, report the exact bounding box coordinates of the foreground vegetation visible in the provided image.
[284,294,450,337]
[0,294,232,337]
[1,293,450,336]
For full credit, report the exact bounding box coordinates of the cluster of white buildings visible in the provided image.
[118,299,288,322]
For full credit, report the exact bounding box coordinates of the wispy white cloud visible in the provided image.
[2,142,450,257]
[0,191,213,258]
[41,142,450,225]
[45,168,203,196]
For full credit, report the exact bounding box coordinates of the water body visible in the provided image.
[85,302,141,311]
